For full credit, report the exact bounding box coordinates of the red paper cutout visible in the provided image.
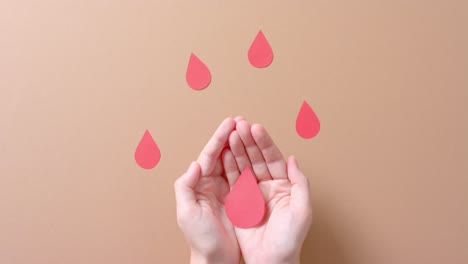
[296,100,320,139]
[186,53,211,90]
[135,130,161,169]
[225,167,265,228]
[248,30,273,68]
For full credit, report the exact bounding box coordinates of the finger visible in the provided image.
[229,130,251,172]
[222,149,240,187]
[236,120,272,181]
[213,158,224,176]
[174,162,201,209]
[251,124,287,179]
[287,156,312,219]
[197,117,236,176]
[234,116,244,123]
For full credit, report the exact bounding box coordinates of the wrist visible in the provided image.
[263,258,300,264]
[189,251,211,264]
[189,252,209,264]
[267,257,300,264]
[190,249,238,264]
[250,252,300,264]
[279,253,300,264]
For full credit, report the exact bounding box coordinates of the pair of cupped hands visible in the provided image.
[174,117,312,264]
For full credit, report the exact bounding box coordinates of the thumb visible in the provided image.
[174,161,201,209]
[287,156,312,217]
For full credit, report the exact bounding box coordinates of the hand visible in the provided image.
[174,118,240,264]
[222,119,312,264]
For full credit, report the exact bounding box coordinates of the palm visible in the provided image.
[235,180,292,263]
[176,118,311,264]
[192,164,237,250]
[175,118,240,264]
[222,120,312,263]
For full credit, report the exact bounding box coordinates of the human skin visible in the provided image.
[175,117,312,264]
[174,118,240,264]
[222,119,312,264]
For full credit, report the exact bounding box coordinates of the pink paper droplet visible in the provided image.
[296,100,321,139]
[248,30,273,68]
[135,130,161,169]
[225,167,265,228]
[186,53,211,90]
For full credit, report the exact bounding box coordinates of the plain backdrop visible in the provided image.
[1,1,467,263]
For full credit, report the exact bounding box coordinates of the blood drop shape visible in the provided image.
[225,167,265,228]
[248,30,273,68]
[296,100,320,139]
[134,130,161,169]
[186,53,211,90]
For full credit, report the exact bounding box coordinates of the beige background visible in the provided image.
[1,1,467,263]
